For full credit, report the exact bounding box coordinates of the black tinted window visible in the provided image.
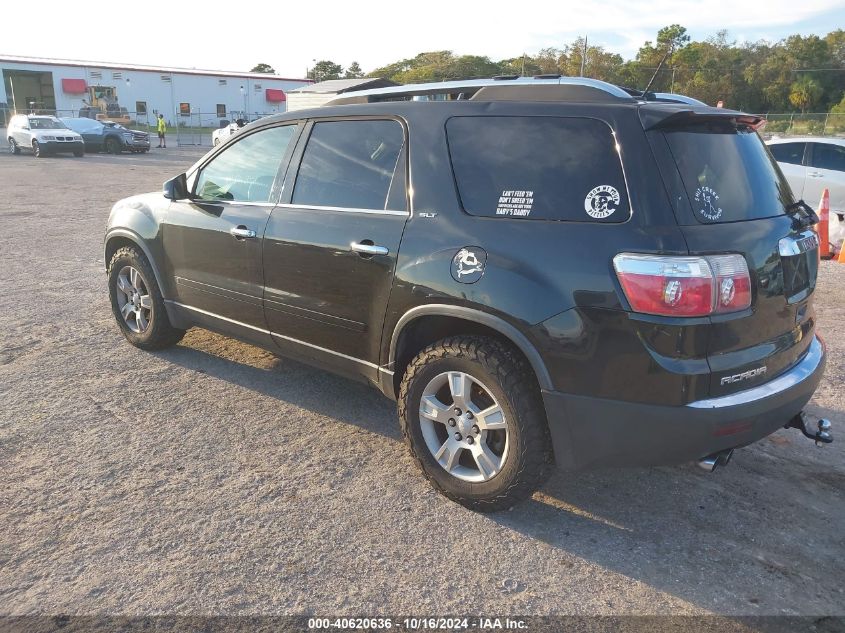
[446,116,629,222]
[811,142,845,172]
[664,123,792,223]
[292,120,405,210]
[769,142,805,166]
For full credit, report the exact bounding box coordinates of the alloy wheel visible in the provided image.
[115,265,152,333]
[418,371,509,482]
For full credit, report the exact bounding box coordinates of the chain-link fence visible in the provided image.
[4,105,845,145]
[757,113,845,138]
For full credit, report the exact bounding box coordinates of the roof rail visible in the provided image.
[326,77,634,105]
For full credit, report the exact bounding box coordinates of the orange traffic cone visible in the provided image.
[817,189,831,259]
[839,239,845,263]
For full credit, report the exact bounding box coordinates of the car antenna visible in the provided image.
[643,47,672,96]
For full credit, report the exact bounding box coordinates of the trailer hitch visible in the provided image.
[786,413,833,446]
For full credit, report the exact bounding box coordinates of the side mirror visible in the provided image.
[163,173,189,200]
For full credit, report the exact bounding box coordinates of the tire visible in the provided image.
[73,150,84,157]
[398,336,553,512]
[105,137,121,154]
[108,246,186,350]
[213,137,220,146]
[32,140,43,158]
[9,138,20,154]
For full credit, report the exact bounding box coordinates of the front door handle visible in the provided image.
[350,241,389,256]
[808,171,824,178]
[230,226,257,239]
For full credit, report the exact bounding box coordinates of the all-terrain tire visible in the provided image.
[107,246,185,350]
[398,335,553,512]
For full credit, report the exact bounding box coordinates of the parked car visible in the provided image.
[212,118,247,146]
[7,114,84,157]
[767,137,845,222]
[104,78,829,510]
[62,117,150,154]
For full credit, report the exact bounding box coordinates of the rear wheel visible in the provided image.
[32,140,43,157]
[9,138,20,154]
[398,336,553,511]
[108,246,186,350]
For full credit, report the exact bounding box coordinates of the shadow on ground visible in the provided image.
[155,330,845,615]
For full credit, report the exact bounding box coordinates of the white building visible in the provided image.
[0,55,312,126]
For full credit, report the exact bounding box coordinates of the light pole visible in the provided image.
[124,77,133,124]
[240,85,247,118]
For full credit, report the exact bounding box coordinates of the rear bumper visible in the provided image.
[543,335,826,470]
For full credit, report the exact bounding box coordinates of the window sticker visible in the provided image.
[496,190,534,217]
[584,185,620,219]
[694,186,723,221]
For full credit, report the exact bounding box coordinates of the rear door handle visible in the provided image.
[230,226,257,239]
[808,171,824,178]
[350,241,389,256]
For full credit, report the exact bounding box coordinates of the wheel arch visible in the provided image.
[387,305,554,398]
[104,229,167,298]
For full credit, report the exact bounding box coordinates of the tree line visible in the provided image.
[290,25,845,114]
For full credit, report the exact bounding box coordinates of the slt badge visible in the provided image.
[451,247,487,284]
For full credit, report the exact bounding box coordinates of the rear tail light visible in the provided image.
[613,253,751,317]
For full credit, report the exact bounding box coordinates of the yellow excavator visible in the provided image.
[79,85,132,125]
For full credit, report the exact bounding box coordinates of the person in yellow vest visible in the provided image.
[156,114,167,148]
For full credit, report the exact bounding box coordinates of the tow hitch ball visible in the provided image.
[786,413,833,446]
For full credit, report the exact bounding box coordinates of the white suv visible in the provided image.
[7,114,85,158]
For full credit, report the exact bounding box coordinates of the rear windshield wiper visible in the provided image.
[785,200,819,230]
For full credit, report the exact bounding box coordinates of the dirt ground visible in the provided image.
[0,147,843,618]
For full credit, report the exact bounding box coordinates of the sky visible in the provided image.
[2,0,845,78]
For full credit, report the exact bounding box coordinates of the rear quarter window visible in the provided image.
[446,116,630,222]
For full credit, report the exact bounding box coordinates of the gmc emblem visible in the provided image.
[721,366,768,386]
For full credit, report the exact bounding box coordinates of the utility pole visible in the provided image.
[580,36,587,77]
[521,53,526,77]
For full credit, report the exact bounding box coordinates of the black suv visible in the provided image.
[104,77,828,510]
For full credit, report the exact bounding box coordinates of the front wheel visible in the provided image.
[32,140,43,157]
[105,137,121,154]
[398,336,553,511]
[108,246,186,350]
[73,150,84,157]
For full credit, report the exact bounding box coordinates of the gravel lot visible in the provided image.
[0,147,843,619]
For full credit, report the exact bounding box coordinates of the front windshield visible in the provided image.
[29,118,67,130]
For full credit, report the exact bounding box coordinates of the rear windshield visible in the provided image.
[663,122,793,223]
[446,116,630,222]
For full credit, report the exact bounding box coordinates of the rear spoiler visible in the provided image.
[639,104,764,131]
